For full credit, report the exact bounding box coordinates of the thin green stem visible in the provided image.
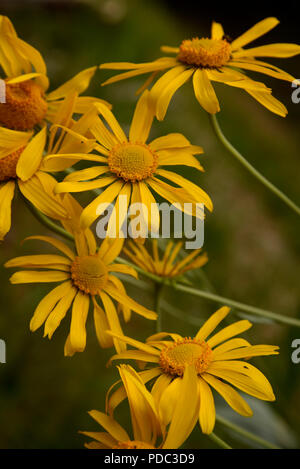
[21,193,74,243]
[207,431,232,449]
[216,414,280,449]
[116,256,300,328]
[209,114,300,216]
[174,282,300,328]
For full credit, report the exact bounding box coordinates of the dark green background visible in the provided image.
[0,0,299,449]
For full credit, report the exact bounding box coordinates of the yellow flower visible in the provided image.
[100,17,300,118]
[0,16,109,133]
[82,364,197,449]
[5,195,157,356]
[123,239,208,278]
[0,94,98,240]
[106,306,279,435]
[45,90,213,234]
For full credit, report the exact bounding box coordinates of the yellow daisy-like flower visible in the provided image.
[0,93,98,240]
[106,306,279,435]
[0,16,108,135]
[82,364,197,449]
[100,17,300,118]
[123,239,208,278]
[5,197,157,355]
[45,90,213,234]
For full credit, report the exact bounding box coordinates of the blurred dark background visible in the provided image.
[0,0,299,449]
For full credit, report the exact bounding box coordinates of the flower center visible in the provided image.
[70,255,108,295]
[113,440,155,449]
[159,338,212,377]
[0,147,24,182]
[177,37,231,68]
[108,142,158,182]
[0,80,48,131]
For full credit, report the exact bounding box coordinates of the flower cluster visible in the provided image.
[1,14,297,449]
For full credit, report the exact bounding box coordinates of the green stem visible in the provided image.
[174,283,300,328]
[116,256,300,328]
[207,432,232,449]
[209,114,300,217]
[216,414,280,449]
[21,194,74,243]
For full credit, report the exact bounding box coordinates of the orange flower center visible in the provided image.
[70,255,108,295]
[159,338,212,376]
[0,80,48,131]
[177,37,231,68]
[0,147,24,182]
[108,142,158,182]
[113,440,155,449]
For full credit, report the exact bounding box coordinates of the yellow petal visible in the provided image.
[233,43,300,59]
[208,320,252,348]
[193,69,220,114]
[246,89,287,117]
[203,373,253,417]
[198,376,216,434]
[69,291,90,352]
[156,68,194,121]
[0,180,15,240]
[47,66,97,101]
[196,306,230,342]
[211,21,224,40]
[129,90,154,143]
[16,127,47,181]
[231,17,279,51]
[88,410,129,442]
[99,291,126,354]
[29,281,72,331]
[80,179,122,229]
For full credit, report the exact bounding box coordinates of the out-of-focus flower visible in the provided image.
[123,239,208,278]
[0,16,109,133]
[107,306,279,434]
[100,18,300,117]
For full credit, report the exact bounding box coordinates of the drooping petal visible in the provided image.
[29,281,73,331]
[69,291,90,353]
[162,365,199,449]
[203,373,253,417]
[198,376,216,434]
[193,69,220,114]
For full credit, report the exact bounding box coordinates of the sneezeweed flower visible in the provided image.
[106,306,279,435]
[0,94,98,240]
[5,212,157,356]
[100,17,300,118]
[0,16,109,133]
[123,239,208,279]
[45,90,213,235]
[81,364,198,449]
